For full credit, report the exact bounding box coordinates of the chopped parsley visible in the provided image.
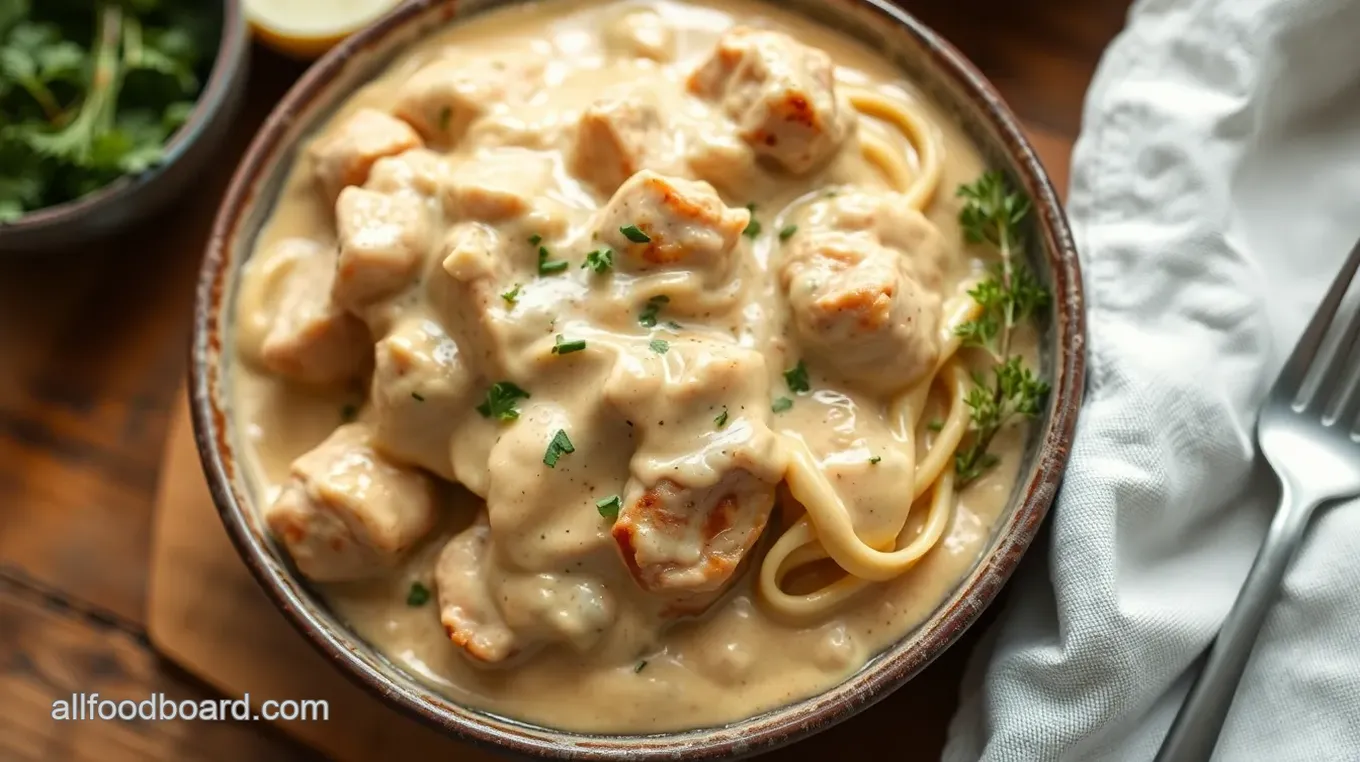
[528,234,543,245]
[543,429,575,468]
[771,397,794,413]
[783,361,810,393]
[406,582,431,607]
[619,224,651,243]
[411,392,426,402]
[743,203,762,239]
[476,382,530,421]
[779,224,798,241]
[634,660,648,673]
[596,495,622,520]
[714,408,729,428]
[552,335,587,355]
[649,339,669,354]
[582,248,614,274]
[437,107,452,132]
[501,283,522,305]
[637,295,670,327]
[869,456,882,465]
[926,419,944,432]
[537,245,568,275]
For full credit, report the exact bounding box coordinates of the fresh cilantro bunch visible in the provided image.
[0,0,214,222]
[952,171,1052,485]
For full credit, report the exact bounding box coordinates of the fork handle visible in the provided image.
[1154,488,1316,762]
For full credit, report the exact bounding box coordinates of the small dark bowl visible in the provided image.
[0,0,250,253]
[191,1,1086,758]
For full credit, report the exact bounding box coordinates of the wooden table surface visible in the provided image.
[0,1,1129,759]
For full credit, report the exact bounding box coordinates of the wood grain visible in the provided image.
[0,1,1127,758]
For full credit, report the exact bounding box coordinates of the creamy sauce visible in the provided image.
[231,0,1032,733]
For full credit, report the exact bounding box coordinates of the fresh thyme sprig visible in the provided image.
[952,171,1051,486]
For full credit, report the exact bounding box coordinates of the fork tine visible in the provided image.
[1312,292,1360,415]
[1335,355,1360,429]
[1278,237,1360,398]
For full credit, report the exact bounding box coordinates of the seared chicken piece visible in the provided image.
[571,94,681,195]
[781,231,941,393]
[264,424,440,582]
[688,28,854,174]
[435,519,520,663]
[595,170,749,282]
[310,108,423,204]
[237,238,369,386]
[333,187,433,313]
[437,514,616,665]
[392,58,540,144]
[805,191,948,290]
[370,317,474,481]
[603,341,786,594]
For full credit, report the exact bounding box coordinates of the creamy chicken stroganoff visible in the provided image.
[232,0,1044,732]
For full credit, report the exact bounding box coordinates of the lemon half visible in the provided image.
[244,0,402,59]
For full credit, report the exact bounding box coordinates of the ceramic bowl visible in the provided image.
[0,0,250,253]
[191,1,1085,758]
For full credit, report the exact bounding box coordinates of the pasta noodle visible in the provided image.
[758,88,980,618]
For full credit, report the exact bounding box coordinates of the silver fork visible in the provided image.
[1155,238,1360,762]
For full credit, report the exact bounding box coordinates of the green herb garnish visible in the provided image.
[619,224,650,243]
[783,361,810,393]
[596,495,621,520]
[543,429,575,468]
[742,203,761,238]
[528,234,542,245]
[649,339,669,355]
[868,455,881,465]
[552,335,587,355]
[582,248,613,274]
[926,419,944,432]
[952,171,1051,486]
[538,245,568,275]
[714,408,729,428]
[637,294,670,327]
[634,660,648,673]
[771,397,793,413]
[501,283,521,305]
[476,382,530,421]
[0,1,212,222]
[779,224,798,241]
[406,582,430,607]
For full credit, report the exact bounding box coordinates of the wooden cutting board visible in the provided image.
[144,131,1069,762]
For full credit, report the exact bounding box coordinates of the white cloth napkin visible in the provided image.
[943,0,1360,759]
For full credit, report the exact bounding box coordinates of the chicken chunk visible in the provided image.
[595,170,749,282]
[780,231,941,393]
[264,424,440,582]
[435,519,618,664]
[237,238,369,386]
[364,148,452,198]
[688,28,853,174]
[603,341,786,594]
[333,187,432,313]
[441,149,558,223]
[310,108,423,203]
[601,8,675,62]
[435,519,519,663]
[805,191,947,290]
[370,317,474,481]
[571,94,683,194]
[392,57,539,143]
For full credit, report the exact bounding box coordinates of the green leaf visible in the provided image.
[543,429,575,468]
[0,0,29,38]
[476,382,530,421]
[783,360,810,393]
[596,495,621,521]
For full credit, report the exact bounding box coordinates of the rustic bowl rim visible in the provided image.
[0,0,248,245]
[190,0,1086,758]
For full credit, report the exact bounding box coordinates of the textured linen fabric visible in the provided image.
[944,0,1360,759]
